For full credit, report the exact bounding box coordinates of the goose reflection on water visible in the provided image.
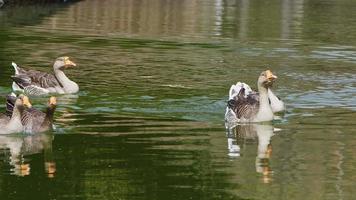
[54,94,80,131]
[0,133,55,177]
[226,123,279,183]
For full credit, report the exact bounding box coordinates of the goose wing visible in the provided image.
[14,68,61,89]
[267,89,285,112]
[11,73,53,95]
[229,88,260,120]
[234,97,259,120]
[21,108,46,133]
[11,74,32,89]
[5,94,17,117]
[229,82,253,100]
[0,113,10,124]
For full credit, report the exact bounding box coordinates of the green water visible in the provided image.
[0,0,356,199]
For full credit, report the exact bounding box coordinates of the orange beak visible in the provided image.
[49,96,57,106]
[22,96,32,108]
[64,57,77,67]
[266,70,277,81]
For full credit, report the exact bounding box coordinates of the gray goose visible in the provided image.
[7,96,57,133]
[225,70,277,123]
[23,97,57,133]
[11,57,78,95]
[0,94,32,134]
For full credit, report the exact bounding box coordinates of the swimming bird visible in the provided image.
[225,70,277,123]
[6,96,57,133]
[228,77,285,113]
[0,94,32,134]
[11,57,79,95]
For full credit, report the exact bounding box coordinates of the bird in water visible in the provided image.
[225,70,282,123]
[227,73,285,114]
[6,95,57,134]
[11,56,79,95]
[0,94,32,134]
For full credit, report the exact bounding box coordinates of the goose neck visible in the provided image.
[54,68,79,93]
[43,106,56,125]
[257,83,269,105]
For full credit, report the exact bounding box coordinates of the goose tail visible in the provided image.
[229,82,252,100]
[5,93,17,117]
[12,62,19,75]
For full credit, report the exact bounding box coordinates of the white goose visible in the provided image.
[225,70,278,123]
[11,56,79,95]
[228,79,285,113]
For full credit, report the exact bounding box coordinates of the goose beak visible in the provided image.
[22,96,32,108]
[266,70,277,81]
[49,96,57,106]
[19,164,30,176]
[64,57,77,67]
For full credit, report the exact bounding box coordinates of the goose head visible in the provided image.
[15,95,32,112]
[48,96,57,109]
[18,95,32,108]
[45,97,57,125]
[53,57,77,70]
[258,70,277,88]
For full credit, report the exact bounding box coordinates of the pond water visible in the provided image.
[0,0,356,199]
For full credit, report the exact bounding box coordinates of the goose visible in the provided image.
[228,77,285,113]
[6,96,57,133]
[225,70,277,123]
[0,94,32,134]
[11,56,78,95]
[22,97,57,133]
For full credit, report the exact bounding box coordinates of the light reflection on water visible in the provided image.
[226,124,276,184]
[0,0,355,199]
[0,133,55,177]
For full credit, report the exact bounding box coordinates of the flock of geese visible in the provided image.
[0,56,284,135]
[0,56,78,135]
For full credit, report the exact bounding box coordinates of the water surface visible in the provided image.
[0,0,355,199]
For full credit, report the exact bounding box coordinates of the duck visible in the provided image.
[0,94,32,134]
[11,56,79,95]
[225,70,277,123]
